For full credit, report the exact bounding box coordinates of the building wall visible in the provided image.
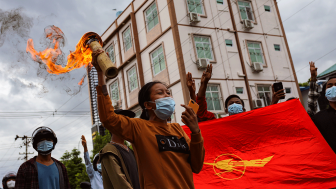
[91,0,300,127]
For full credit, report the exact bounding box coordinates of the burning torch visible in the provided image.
[82,32,118,79]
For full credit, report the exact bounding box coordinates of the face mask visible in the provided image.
[37,140,53,153]
[149,97,175,120]
[326,86,336,102]
[97,163,102,172]
[7,180,15,188]
[228,103,244,116]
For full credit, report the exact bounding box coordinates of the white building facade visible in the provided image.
[92,0,301,127]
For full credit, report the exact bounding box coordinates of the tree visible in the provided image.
[61,148,89,189]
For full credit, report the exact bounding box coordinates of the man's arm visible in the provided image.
[307,61,319,118]
[270,85,285,105]
[81,135,94,178]
[101,154,133,189]
[186,72,196,101]
[15,164,28,189]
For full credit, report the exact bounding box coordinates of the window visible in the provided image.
[236,87,244,94]
[127,66,138,92]
[247,42,265,65]
[194,36,214,60]
[123,27,132,52]
[238,1,254,21]
[110,80,119,101]
[151,46,166,75]
[187,0,204,14]
[217,0,224,4]
[145,2,159,32]
[285,88,291,94]
[264,5,271,12]
[106,45,115,63]
[205,85,222,111]
[225,39,233,47]
[274,44,281,51]
[257,85,272,106]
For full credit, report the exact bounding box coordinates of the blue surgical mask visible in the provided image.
[326,86,336,102]
[149,97,175,120]
[97,163,102,172]
[228,103,244,116]
[37,140,53,152]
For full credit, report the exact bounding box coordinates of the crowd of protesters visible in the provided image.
[3,46,335,189]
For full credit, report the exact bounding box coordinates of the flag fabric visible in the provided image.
[183,100,336,189]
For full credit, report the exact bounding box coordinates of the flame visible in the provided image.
[26,25,93,85]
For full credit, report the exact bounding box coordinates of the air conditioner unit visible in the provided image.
[253,99,264,109]
[196,58,209,70]
[189,12,201,24]
[243,19,254,29]
[251,62,263,73]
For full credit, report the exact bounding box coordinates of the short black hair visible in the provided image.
[224,95,244,108]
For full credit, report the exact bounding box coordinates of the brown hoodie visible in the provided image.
[96,86,205,189]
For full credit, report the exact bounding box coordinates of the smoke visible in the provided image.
[0,8,33,47]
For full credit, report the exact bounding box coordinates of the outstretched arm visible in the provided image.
[92,50,142,143]
[307,61,319,118]
[198,64,212,98]
[186,72,196,101]
[270,85,285,105]
[81,135,94,178]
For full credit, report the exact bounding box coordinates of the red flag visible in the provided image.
[183,100,336,189]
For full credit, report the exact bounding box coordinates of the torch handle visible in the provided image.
[89,41,118,79]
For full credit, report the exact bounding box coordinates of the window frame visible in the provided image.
[109,79,121,107]
[237,0,258,24]
[264,5,271,12]
[144,1,160,33]
[126,65,139,93]
[185,0,207,17]
[245,40,268,67]
[191,34,217,63]
[122,26,133,52]
[205,83,224,113]
[149,43,168,76]
[256,84,272,106]
[106,42,116,63]
[274,44,281,51]
[236,87,244,94]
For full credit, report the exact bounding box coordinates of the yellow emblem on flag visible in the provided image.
[204,154,274,180]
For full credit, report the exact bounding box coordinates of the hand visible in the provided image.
[201,64,212,84]
[181,104,200,134]
[91,49,105,72]
[309,61,317,80]
[81,135,88,152]
[186,72,196,93]
[271,85,285,105]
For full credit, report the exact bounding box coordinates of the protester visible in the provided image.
[307,61,320,118]
[225,94,246,116]
[99,109,140,189]
[2,172,16,189]
[186,64,216,122]
[312,76,336,154]
[15,126,70,189]
[81,135,103,189]
[92,49,205,189]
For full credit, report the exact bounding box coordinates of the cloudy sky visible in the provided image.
[0,0,334,179]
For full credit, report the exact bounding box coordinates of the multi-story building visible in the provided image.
[89,0,302,136]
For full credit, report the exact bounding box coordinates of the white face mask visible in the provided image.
[7,180,15,188]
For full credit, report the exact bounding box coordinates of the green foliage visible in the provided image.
[299,82,309,87]
[61,148,89,189]
[91,130,112,161]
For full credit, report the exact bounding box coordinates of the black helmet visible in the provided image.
[93,153,100,171]
[32,126,57,153]
[2,172,16,189]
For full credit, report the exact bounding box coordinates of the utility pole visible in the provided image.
[15,135,34,161]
